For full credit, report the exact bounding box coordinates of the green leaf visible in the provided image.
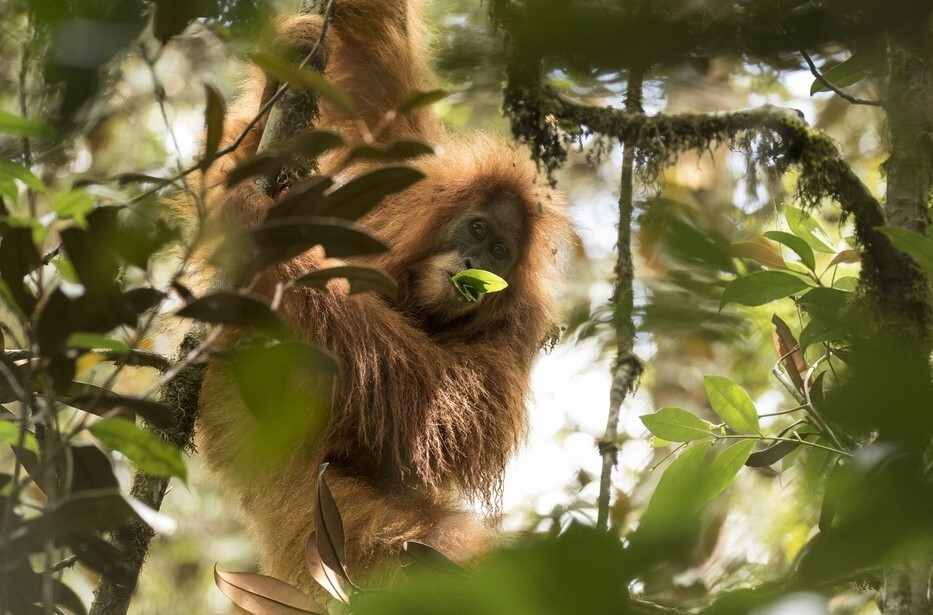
[876,226,933,275]
[0,421,40,454]
[703,376,760,434]
[176,292,287,336]
[641,441,712,529]
[784,206,834,253]
[746,439,801,468]
[640,407,712,442]
[275,130,345,160]
[0,159,45,192]
[697,439,755,504]
[451,269,508,302]
[0,111,55,139]
[200,83,226,170]
[833,276,858,291]
[225,152,284,187]
[764,231,816,271]
[66,333,130,352]
[810,53,872,95]
[318,167,425,221]
[720,271,813,309]
[729,240,786,269]
[827,249,859,268]
[398,89,449,113]
[89,418,187,480]
[250,51,356,115]
[53,189,97,227]
[350,140,435,161]
[250,216,389,266]
[799,318,845,350]
[294,265,397,299]
[797,287,849,323]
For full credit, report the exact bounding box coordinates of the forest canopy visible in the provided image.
[0,0,931,614]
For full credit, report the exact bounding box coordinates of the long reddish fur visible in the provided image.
[195,0,574,589]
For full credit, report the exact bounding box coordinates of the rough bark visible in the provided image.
[597,68,645,532]
[879,15,933,615]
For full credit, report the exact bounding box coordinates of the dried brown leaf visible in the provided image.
[771,314,807,394]
[305,532,351,604]
[314,465,352,586]
[213,567,326,615]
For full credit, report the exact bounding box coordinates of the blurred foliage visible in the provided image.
[0,0,931,614]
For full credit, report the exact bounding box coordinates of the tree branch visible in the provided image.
[597,68,645,532]
[800,50,884,107]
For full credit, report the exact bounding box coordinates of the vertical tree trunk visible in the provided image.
[879,16,933,615]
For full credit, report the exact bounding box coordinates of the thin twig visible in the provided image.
[800,50,884,107]
[596,67,645,531]
[122,0,337,207]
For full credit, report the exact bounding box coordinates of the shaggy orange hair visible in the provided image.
[195,0,574,589]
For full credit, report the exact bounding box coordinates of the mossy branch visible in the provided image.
[596,68,645,532]
[504,75,930,342]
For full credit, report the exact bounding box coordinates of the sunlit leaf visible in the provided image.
[764,230,816,271]
[0,110,55,139]
[0,159,45,192]
[640,441,712,531]
[771,314,806,395]
[89,418,187,480]
[399,89,449,113]
[804,440,832,488]
[876,226,933,275]
[784,206,834,253]
[214,567,327,615]
[53,189,96,227]
[810,52,872,95]
[704,376,760,434]
[729,240,786,269]
[720,271,813,309]
[697,439,755,504]
[294,265,397,299]
[251,51,356,115]
[833,276,858,291]
[640,407,712,442]
[827,249,859,268]
[66,332,130,352]
[0,421,40,454]
[451,269,508,299]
